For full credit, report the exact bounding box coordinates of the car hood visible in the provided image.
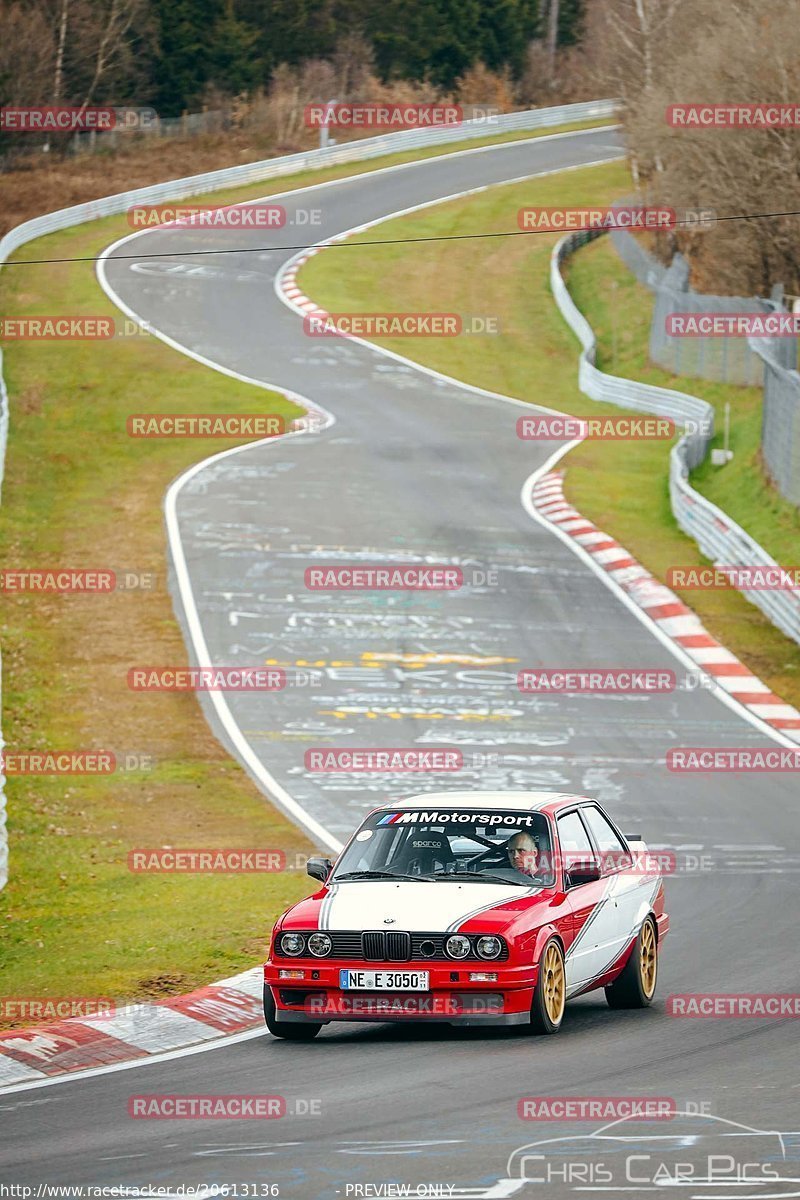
[284,879,545,933]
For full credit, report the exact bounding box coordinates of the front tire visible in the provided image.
[263,986,321,1040]
[530,938,566,1034]
[605,917,658,1009]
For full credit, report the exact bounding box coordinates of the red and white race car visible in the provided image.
[263,791,669,1038]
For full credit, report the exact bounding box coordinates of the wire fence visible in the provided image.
[70,108,233,154]
[552,227,800,652]
[610,230,767,386]
[610,227,800,502]
[0,97,618,894]
[748,317,800,506]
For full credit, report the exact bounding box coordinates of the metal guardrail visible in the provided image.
[552,227,800,650]
[0,99,618,894]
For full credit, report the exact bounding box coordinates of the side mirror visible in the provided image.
[566,862,602,888]
[306,856,333,883]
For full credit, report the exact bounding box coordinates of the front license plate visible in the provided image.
[339,969,430,991]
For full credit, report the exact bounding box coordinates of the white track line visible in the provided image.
[96,256,342,854]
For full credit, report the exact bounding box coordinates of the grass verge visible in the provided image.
[298,159,800,708]
[0,221,317,1020]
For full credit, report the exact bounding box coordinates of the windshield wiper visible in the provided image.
[332,869,435,883]
[441,870,534,886]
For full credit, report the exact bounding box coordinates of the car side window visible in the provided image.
[556,811,595,885]
[582,806,632,872]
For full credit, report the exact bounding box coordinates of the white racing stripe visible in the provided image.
[321,879,530,932]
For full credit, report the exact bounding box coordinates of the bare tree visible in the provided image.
[621,1,800,293]
[64,0,150,109]
[0,2,56,106]
[546,0,560,83]
[582,0,690,104]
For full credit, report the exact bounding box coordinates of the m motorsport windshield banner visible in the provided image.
[376,810,537,827]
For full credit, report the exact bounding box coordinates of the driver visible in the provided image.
[506,831,540,878]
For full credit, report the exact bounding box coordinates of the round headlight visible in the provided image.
[445,934,472,959]
[308,932,332,957]
[280,932,305,956]
[476,935,503,959]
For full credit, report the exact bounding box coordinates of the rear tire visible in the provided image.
[605,917,658,1009]
[530,938,566,1034]
[263,986,321,1040]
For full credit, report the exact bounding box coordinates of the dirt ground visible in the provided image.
[1,127,322,234]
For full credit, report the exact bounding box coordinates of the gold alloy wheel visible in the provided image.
[542,942,566,1025]
[640,920,657,998]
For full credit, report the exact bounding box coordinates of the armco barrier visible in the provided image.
[0,99,617,894]
[0,99,617,277]
[552,228,800,649]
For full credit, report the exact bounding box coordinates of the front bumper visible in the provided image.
[264,959,536,1025]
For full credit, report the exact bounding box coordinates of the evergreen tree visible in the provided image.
[207,6,262,94]
[152,0,584,114]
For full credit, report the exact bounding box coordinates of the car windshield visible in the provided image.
[332,807,555,887]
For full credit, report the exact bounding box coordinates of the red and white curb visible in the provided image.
[532,471,800,741]
[280,238,346,322]
[0,967,264,1089]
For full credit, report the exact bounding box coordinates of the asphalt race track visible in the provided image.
[2,126,799,1198]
